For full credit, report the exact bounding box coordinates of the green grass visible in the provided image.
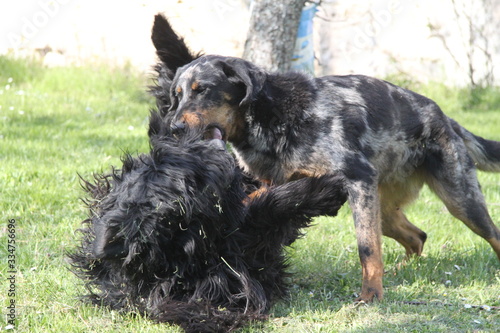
[1,55,499,332]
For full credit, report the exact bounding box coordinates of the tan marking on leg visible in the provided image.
[381,209,427,256]
[379,178,427,257]
[243,186,269,205]
[487,237,500,261]
[358,253,384,302]
[356,228,384,302]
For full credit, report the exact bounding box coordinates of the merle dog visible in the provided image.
[150,14,500,303]
[70,107,347,333]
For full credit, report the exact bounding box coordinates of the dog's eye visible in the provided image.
[194,86,206,94]
[191,82,209,95]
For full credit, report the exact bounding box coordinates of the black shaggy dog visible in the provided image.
[70,116,347,332]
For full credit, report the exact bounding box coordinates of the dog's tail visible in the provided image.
[450,118,500,172]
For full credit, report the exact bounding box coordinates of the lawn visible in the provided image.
[1,56,499,332]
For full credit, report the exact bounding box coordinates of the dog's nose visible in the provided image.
[171,121,186,135]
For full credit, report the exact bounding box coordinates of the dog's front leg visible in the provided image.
[346,170,384,302]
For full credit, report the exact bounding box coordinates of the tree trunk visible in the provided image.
[243,0,307,72]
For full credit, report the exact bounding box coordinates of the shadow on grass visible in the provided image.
[267,242,499,331]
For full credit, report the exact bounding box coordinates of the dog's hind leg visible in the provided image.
[424,139,500,260]
[379,180,428,257]
[381,209,427,257]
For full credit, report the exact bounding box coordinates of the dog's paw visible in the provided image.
[355,287,383,303]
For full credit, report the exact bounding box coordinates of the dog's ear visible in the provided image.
[221,59,267,107]
[92,223,127,259]
[151,13,200,72]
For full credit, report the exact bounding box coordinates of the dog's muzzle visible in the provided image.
[171,122,226,150]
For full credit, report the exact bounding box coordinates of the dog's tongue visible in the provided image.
[207,127,225,150]
[211,127,223,140]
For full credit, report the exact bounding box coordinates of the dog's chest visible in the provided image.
[233,149,290,184]
[233,144,338,185]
